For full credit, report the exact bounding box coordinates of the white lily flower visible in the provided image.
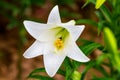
[23,5,90,77]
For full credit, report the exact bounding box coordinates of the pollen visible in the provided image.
[54,38,63,50]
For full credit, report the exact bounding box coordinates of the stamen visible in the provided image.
[54,38,63,50]
[51,26,69,53]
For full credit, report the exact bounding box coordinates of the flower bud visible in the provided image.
[71,71,81,80]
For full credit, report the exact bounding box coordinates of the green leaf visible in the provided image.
[76,19,98,27]
[21,0,31,7]
[103,27,120,71]
[72,40,103,70]
[0,1,18,10]
[92,76,113,80]
[94,64,109,77]
[79,40,103,55]
[95,11,105,21]
[96,53,108,65]
[19,26,27,44]
[57,69,66,76]
[7,19,19,29]
[55,0,75,5]
[100,5,112,23]
[116,72,120,80]
[97,20,106,35]
[28,67,65,79]
[60,9,81,19]
[83,0,112,24]
[27,68,54,80]
[83,0,112,25]
[31,0,45,6]
[72,61,81,70]
[82,0,96,8]
[81,61,95,80]
[28,68,46,78]
[29,75,54,80]
[64,57,74,80]
[0,0,19,16]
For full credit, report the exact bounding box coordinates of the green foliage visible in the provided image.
[71,71,81,80]
[0,0,45,45]
[28,68,66,79]
[54,0,75,5]
[79,39,103,55]
[92,76,113,80]
[103,27,118,55]
[103,27,120,71]
[64,57,74,80]
[76,19,98,27]
[31,0,45,6]
[27,39,102,79]
[95,0,106,9]
[81,0,120,79]
[27,68,54,80]
[1,0,120,80]
[29,75,54,80]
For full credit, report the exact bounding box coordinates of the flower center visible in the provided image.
[51,26,69,53]
[54,37,63,50]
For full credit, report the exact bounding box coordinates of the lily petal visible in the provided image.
[37,29,56,42]
[63,25,85,41]
[47,5,61,24]
[66,42,90,62]
[60,20,75,26]
[23,40,44,58]
[43,45,66,77]
[24,20,53,40]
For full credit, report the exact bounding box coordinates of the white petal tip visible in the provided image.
[76,25,85,31]
[53,5,58,9]
[51,5,59,13]
[47,5,61,24]
[67,20,76,25]
[80,25,85,30]
[48,73,55,77]
[23,53,31,59]
[23,20,29,25]
[81,58,90,62]
[23,20,33,27]
[70,20,76,25]
[23,21,30,28]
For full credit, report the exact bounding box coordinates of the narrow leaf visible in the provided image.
[28,75,54,80]
[76,19,98,27]
[28,68,45,78]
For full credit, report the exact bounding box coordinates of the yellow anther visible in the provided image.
[54,38,63,50]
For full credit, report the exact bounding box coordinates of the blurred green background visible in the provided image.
[0,0,120,80]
